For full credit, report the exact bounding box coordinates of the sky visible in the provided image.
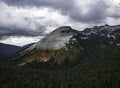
[0,0,120,46]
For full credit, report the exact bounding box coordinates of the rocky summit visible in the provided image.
[27,26,78,50]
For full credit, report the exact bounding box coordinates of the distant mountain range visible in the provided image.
[12,24,120,66]
[0,43,34,60]
[0,43,21,59]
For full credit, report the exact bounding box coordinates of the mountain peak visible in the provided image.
[27,26,79,50]
[50,26,74,34]
[58,26,72,29]
[55,26,72,31]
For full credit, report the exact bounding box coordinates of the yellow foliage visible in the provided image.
[21,48,64,64]
[19,50,30,57]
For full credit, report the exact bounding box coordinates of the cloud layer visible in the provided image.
[0,0,120,46]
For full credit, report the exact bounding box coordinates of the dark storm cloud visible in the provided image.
[2,0,109,23]
[0,25,46,39]
[2,0,74,8]
[68,0,109,23]
[0,0,120,41]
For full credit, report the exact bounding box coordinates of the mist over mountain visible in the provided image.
[27,26,78,50]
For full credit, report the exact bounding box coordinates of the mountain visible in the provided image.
[14,25,120,66]
[83,24,120,39]
[22,43,35,50]
[28,26,78,50]
[0,43,34,60]
[0,43,21,59]
[14,26,83,66]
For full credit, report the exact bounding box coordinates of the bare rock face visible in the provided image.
[28,26,78,50]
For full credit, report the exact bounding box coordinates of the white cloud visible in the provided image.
[109,0,120,5]
[0,2,69,31]
[0,0,120,31]
[0,36,44,46]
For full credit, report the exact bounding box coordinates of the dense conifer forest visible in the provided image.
[0,46,120,88]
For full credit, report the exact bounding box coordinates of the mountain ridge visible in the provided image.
[0,43,34,60]
[0,43,21,59]
[13,24,120,66]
